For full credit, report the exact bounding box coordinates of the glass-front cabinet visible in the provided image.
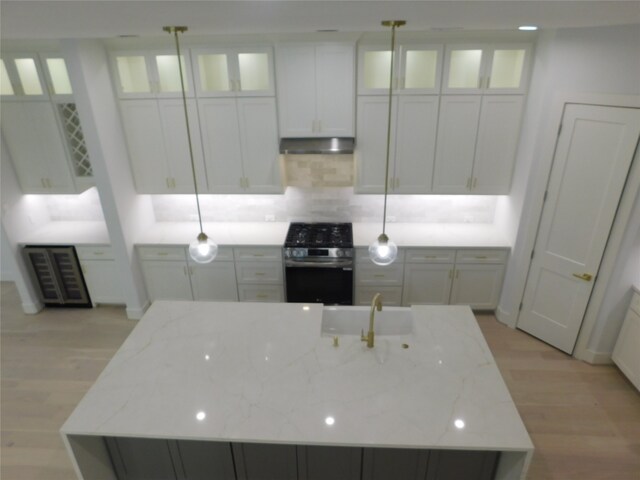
[1,51,94,193]
[111,50,194,98]
[442,43,531,94]
[191,47,274,97]
[358,43,443,95]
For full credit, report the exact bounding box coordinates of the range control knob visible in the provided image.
[336,249,344,257]
[293,248,306,258]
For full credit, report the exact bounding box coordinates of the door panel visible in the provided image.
[519,104,640,353]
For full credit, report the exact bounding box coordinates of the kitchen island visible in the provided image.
[61,301,533,480]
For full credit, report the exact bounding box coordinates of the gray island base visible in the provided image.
[61,301,533,479]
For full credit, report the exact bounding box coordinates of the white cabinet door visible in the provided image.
[276,43,354,137]
[190,263,238,301]
[472,95,523,194]
[315,44,355,136]
[432,95,482,193]
[402,263,454,305]
[80,260,126,304]
[120,99,204,193]
[237,97,282,193]
[397,44,443,94]
[450,264,505,310]
[141,261,192,301]
[237,285,285,303]
[393,95,439,193]
[355,96,395,193]
[2,101,75,193]
[198,98,245,192]
[276,44,317,137]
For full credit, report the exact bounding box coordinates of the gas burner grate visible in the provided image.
[285,222,353,248]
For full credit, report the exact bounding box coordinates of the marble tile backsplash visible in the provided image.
[44,187,105,221]
[284,154,354,188]
[152,188,498,223]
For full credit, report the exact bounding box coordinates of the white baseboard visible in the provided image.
[496,306,517,328]
[579,349,613,365]
[126,302,149,320]
[21,301,42,314]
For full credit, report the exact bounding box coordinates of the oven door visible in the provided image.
[285,263,353,305]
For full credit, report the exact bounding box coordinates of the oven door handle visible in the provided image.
[285,260,354,269]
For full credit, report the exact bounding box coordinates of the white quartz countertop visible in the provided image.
[62,301,532,453]
[16,220,511,249]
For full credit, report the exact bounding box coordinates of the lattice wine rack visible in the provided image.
[57,103,93,178]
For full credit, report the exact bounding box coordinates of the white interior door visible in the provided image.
[518,104,640,354]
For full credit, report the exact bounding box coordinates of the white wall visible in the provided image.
[497,24,640,355]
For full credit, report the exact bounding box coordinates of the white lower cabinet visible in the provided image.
[76,246,125,305]
[234,247,284,302]
[138,246,237,302]
[357,247,508,310]
[612,289,640,391]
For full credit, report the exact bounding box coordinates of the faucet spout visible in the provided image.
[363,293,383,348]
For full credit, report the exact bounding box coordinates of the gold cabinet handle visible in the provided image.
[573,273,593,282]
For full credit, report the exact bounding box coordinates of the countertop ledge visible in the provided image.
[17,221,512,248]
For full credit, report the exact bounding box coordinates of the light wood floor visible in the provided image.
[1,281,639,479]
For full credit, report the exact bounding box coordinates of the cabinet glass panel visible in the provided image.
[404,49,438,89]
[238,52,270,91]
[46,58,73,95]
[0,60,14,95]
[489,49,525,89]
[448,49,482,89]
[364,50,391,89]
[116,55,151,93]
[14,58,43,95]
[197,53,231,92]
[155,54,187,92]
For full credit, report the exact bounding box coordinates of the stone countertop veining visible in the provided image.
[61,301,532,453]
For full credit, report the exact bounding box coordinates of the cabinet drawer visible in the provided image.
[455,249,508,264]
[630,291,640,316]
[355,286,403,306]
[356,263,404,286]
[76,245,114,260]
[234,247,282,262]
[238,285,285,302]
[138,246,186,261]
[405,249,455,263]
[355,248,405,263]
[236,262,283,284]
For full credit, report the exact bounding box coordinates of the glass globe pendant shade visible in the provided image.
[369,233,398,266]
[189,232,218,264]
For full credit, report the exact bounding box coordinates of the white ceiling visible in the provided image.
[1,0,639,39]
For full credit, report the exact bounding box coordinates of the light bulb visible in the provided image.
[369,233,398,266]
[189,232,218,264]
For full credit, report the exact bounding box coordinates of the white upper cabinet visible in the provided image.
[191,47,274,97]
[119,98,206,193]
[111,50,195,99]
[276,43,355,137]
[358,43,443,95]
[1,52,94,193]
[433,95,523,194]
[442,43,531,94]
[198,97,282,193]
[355,95,438,194]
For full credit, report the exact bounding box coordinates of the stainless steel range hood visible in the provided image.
[279,137,355,155]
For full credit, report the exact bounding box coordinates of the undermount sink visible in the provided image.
[321,306,414,336]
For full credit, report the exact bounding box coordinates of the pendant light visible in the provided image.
[368,20,405,266]
[164,26,218,264]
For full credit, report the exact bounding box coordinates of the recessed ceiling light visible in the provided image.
[518,25,538,31]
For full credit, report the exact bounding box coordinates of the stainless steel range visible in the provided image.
[284,222,354,305]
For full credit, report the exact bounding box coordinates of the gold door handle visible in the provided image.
[572,273,593,282]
